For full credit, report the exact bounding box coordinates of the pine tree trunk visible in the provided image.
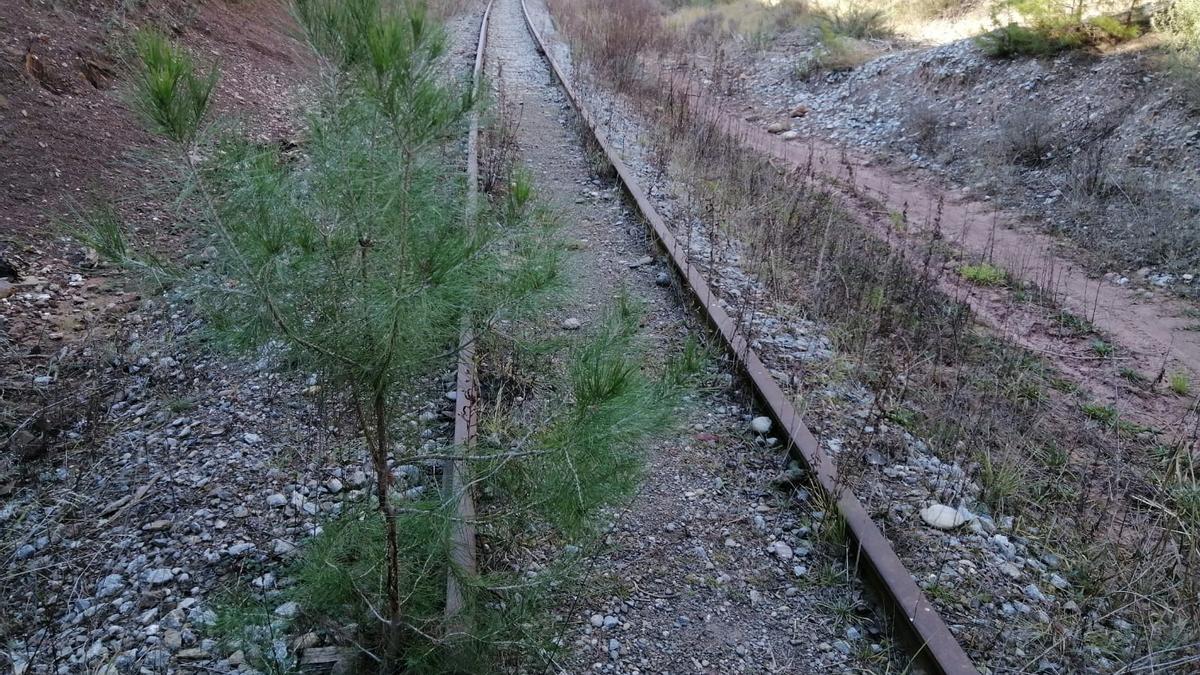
[370,390,404,665]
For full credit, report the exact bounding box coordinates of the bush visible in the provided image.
[1155,0,1200,51]
[796,24,876,77]
[1089,15,1141,41]
[546,0,663,90]
[814,4,892,39]
[999,109,1059,166]
[1156,0,1200,110]
[977,21,1080,57]
[978,0,1142,57]
[1164,50,1200,110]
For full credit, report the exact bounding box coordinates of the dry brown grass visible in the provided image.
[540,1,1200,666]
[545,0,665,90]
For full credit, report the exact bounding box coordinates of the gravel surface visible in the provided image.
[2,290,463,673]
[485,0,901,671]
[518,1,1143,671]
[1,6,485,674]
[719,32,1200,285]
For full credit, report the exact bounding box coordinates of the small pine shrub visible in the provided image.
[1089,15,1142,41]
[977,21,1081,57]
[978,0,1142,58]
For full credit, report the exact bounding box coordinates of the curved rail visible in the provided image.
[516,1,978,673]
[445,0,493,628]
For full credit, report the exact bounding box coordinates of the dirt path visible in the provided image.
[485,0,902,670]
[689,84,1200,432]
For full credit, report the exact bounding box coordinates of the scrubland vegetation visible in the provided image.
[541,0,1200,668]
[79,0,703,670]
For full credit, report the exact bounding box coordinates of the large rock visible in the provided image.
[141,568,174,585]
[919,504,968,530]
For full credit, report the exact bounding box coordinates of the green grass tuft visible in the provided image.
[959,262,1007,286]
[1169,372,1192,396]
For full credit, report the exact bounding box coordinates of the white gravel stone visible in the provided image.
[919,503,968,530]
[768,541,794,561]
[142,568,174,585]
[274,601,299,618]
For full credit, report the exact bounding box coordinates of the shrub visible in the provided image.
[1089,15,1142,41]
[1156,0,1200,110]
[1165,51,1200,110]
[1155,0,1200,51]
[546,0,663,90]
[907,103,942,149]
[93,1,573,667]
[999,109,1059,166]
[978,0,1142,57]
[814,4,893,39]
[796,24,875,77]
[977,21,1082,57]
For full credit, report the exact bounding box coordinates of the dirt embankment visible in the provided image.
[1,0,308,467]
[1,0,313,670]
[655,27,1200,438]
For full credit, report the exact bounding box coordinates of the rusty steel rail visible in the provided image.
[517,2,978,673]
[445,0,493,628]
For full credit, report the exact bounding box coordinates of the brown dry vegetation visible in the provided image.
[542,0,1200,669]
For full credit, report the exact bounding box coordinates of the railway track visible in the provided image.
[452,1,977,672]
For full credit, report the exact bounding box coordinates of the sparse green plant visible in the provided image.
[815,595,858,626]
[977,20,1079,57]
[665,334,712,387]
[797,23,877,76]
[1119,367,1146,384]
[1169,371,1192,395]
[978,450,1025,513]
[959,261,1007,285]
[509,297,694,536]
[1162,50,1200,111]
[1082,402,1118,424]
[1172,482,1200,529]
[887,405,919,429]
[812,561,845,588]
[87,0,672,662]
[924,580,960,605]
[166,397,196,413]
[208,591,293,674]
[1080,401,1148,435]
[1055,309,1094,335]
[1089,15,1141,41]
[977,0,1142,58]
[1037,442,1069,469]
[1090,339,1114,357]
